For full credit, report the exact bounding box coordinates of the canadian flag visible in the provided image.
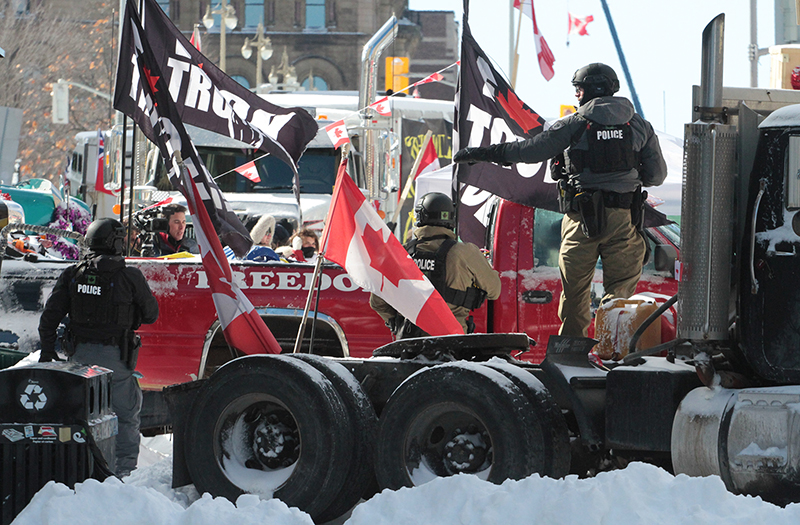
[321,159,463,337]
[190,24,202,51]
[513,0,555,81]
[416,72,444,86]
[370,96,391,117]
[325,119,350,149]
[234,160,261,183]
[415,139,440,178]
[568,13,594,36]
[94,130,116,196]
[181,159,282,354]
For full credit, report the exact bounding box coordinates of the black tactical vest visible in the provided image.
[408,236,487,310]
[69,261,131,330]
[567,119,636,174]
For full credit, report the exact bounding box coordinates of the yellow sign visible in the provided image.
[560,104,577,117]
[385,57,409,92]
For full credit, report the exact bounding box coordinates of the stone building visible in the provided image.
[158,0,458,99]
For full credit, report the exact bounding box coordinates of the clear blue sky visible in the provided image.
[408,0,776,137]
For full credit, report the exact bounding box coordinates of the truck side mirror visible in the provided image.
[654,244,678,273]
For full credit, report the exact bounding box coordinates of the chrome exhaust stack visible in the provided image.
[678,14,737,342]
[359,16,398,199]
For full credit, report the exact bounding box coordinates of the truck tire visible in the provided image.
[375,362,546,490]
[483,361,571,478]
[183,354,352,521]
[287,354,378,522]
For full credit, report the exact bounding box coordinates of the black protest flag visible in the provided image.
[114,0,252,257]
[454,19,556,246]
[114,0,318,202]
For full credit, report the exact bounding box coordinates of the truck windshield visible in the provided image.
[152,147,338,195]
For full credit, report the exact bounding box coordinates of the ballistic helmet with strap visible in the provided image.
[572,63,620,104]
[85,218,125,255]
[415,192,455,229]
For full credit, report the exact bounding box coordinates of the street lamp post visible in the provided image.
[241,23,273,88]
[203,0,238,73]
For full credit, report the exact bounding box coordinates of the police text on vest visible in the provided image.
[78,284,102,295]
[597,129,623,140]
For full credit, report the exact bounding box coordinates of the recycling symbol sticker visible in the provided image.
[19,382,48,411]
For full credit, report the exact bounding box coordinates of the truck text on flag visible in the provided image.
[113,0,318,205]
[114,0,281,354]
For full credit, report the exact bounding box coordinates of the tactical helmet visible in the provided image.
[415,192,455,229]
[85,218,125,255]
[572,63,620,101]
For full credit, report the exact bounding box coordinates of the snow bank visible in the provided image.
[347,463,800,525]
[11,440,800,525]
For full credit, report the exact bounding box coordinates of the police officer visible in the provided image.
[370,192,501,338]
[38,218,159,477]
[454,63,667,338]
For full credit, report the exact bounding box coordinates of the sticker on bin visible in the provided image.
[38,426,56,438]
[19,381,48,410]
[2,428,25,442]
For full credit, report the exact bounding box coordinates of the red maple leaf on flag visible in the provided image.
[335,128,343,138]
[143,66,159,94]
[497,88,543,134]
[362,223,412,289]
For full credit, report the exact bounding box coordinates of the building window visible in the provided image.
[244,0,262,27]
[306,0,325,29]
[266,0,275,26]
[301,75,328,91]
[326,0,336,27]
[155,0,169,16]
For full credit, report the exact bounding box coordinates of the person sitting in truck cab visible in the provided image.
[278,228,319,262]
[153,204,199,256]
[224,214,280,262]
[370,192,502,338]
[453,63,667,338]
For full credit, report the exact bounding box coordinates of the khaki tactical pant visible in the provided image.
[558,207,645,337]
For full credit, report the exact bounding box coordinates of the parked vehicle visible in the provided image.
[156,15,800,522]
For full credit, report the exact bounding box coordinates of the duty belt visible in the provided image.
[601,191,635,209]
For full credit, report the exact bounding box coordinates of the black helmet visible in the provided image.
[415,192,455,229]
[85,218,125,255]
[572,63,620,102]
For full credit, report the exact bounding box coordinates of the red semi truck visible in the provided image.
[122,197,679,391]
[0,197,680,392]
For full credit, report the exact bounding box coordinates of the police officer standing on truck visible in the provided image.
[453,63,667,338]
[38,218,159,477]
[370,192,501,338]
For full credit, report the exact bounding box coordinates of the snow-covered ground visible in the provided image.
[11,435,800,525]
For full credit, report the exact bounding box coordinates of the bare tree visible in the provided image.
[0,1,116,182]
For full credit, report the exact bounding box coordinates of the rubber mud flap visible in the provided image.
[375,362,542,490]
[183,354,352,521]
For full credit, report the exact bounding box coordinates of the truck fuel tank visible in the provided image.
[672,385,800,505]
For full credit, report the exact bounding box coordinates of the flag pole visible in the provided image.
[389,130,432,231]
[293,143,350,354]
[510,1,523,88]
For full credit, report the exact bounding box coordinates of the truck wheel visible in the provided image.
[483,361,571,478]
[183,355,352,521]
[375,362,545,490]
[288,354,378,522]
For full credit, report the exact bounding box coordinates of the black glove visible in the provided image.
[453,147,489,165]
